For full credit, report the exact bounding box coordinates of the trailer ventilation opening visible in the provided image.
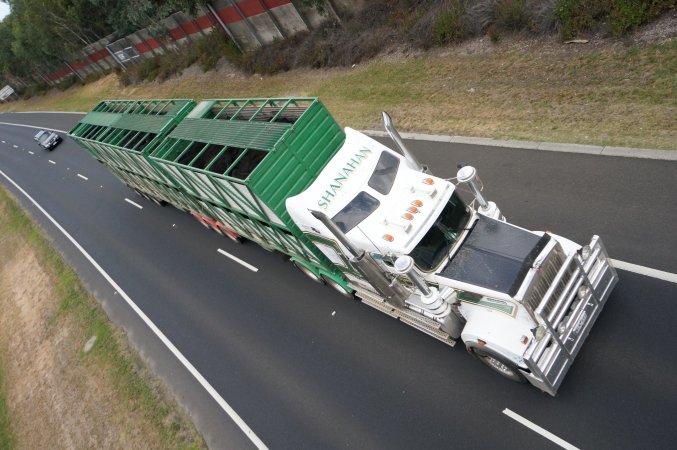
[228,149,269,180]
[208,147,245,174]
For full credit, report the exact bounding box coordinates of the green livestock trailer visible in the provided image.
[69,96,620,396]
[69,97,351,290]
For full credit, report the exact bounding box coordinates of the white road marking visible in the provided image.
[77,174,88,180]
[217,248,259,272]
[49,160,56,164]
[12,144,18,148]
[0,121,69,134]
[610,259,677,284]
[13,111,86,114]
[0,169,268,450]
[1,140,4,143]
[503,409,579,450]
[124,198,143,209]
[28,151,34,155]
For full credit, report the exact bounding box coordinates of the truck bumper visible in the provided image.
[522,235,618,396]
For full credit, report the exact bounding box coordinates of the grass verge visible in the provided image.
[0,185,205,449]
[0,354,13,450]
[1,38,675,150]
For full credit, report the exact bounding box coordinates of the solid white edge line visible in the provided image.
[610,258,677,284]
[0,121,69,134]
[124,198,143,210]
[12,111,86,114]
[0,168,268,449]
[503,408,579,450]
[77,174,88,180]
[217,248,259,272]
[49,160,56,164]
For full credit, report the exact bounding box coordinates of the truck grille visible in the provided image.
[523,243,573,318]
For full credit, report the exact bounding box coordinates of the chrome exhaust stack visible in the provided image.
[456,165,501,219]
[382,112,425,172]
[309,210,409,308]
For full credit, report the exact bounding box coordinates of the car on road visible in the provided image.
[34,129,62,151]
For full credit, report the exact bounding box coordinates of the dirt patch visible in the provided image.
[0,199,202,449]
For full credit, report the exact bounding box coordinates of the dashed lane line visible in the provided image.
[124,198,143,209]
[0,168,268,450]
[49,160,56,164]
[28,151,34,155]
[217,248,259,272]
[503,409,579,450]
[77,174,88,180]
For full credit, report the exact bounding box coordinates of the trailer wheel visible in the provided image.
[321,275,354,299]
[292,261,323,283]
[469,346,526,383]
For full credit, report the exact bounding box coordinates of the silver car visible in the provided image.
[34,129,62,151]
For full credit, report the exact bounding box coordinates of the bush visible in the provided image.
[610,0,649,35]
[555,0,675,40]
[555,0,606,40]
[434,4,466,45]
[55,75,79,91]
[495,0,530,30]
[529,0,560,33]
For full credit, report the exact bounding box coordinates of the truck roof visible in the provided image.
[287,128,454,256]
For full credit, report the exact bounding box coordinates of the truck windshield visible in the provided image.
[38,133,51,143]
[368,151,399,195]
[332,191,380,234]
[409,191,471,271]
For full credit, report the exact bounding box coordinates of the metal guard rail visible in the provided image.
[523,235,618,396]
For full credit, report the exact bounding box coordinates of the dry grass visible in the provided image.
[2,37,675,150]
[0,187,205,449]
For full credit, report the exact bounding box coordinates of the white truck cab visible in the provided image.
[287,116,618,395]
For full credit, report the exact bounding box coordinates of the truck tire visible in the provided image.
[321,275,354,299]
[469,346,526,383]
[292,261,323,283]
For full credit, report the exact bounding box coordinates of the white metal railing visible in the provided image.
[523,236,618,396]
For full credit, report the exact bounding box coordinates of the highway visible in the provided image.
[1,112,676,449]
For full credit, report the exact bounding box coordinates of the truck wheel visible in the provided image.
[321,275,354,299]
[469,346,526,383]
[292,261,323,283]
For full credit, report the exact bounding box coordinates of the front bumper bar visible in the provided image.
[523,235,618,396]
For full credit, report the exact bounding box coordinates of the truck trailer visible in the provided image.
[69,97,618,395]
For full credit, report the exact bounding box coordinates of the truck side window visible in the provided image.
[368,151,400,195]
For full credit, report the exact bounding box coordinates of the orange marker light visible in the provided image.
[407,206,419,214]
[411,200,423,207]
[383,234,394,242]
[402,213,414,220]
[423,178,434,185]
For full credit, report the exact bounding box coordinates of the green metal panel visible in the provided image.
[168,118,291,150]
[248,101,345,222]
[71,97,350,280]
[79,112,121,127]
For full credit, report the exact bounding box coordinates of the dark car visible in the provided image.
[34,129,62,151]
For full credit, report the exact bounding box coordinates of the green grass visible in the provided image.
[0,187,204,449]
[1,38,675,150]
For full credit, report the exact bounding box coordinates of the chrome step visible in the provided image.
[354,287,456,347]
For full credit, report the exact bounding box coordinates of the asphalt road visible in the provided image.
[1,112,676,449]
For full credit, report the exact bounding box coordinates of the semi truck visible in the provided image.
[69,97,618,395]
